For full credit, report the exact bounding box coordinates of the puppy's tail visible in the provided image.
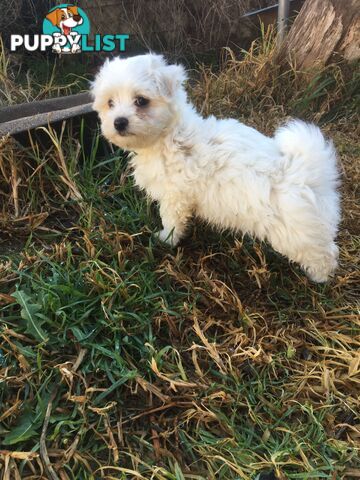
[274,119,340,232]
[274,119,338,187]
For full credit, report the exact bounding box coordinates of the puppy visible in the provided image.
[46,6,83,53]
[91,54,340,282]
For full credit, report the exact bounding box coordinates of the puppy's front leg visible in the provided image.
[158,197,191,246]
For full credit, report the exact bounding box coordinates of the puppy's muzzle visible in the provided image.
[114,117,129,134]
[73,14,82,22]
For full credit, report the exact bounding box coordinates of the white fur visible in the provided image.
[91,54,341,282]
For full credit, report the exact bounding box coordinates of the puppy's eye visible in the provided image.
[134,96,149,107]
[108,99,114,108]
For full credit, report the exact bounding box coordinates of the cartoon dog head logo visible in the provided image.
[46,5,83,35]
[43,4,90,54]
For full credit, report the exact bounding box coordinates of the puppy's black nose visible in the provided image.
[114,117,129,132]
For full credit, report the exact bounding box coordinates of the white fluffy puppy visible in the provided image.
[92,53,340,282]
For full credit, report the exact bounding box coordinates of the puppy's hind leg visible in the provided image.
[300,242,339,283]
[158,196,192,246]
[268,208,339,283]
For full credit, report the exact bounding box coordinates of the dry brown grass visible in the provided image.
[191,29,359,127]
[84,0,275,59]
[0,38,89,106]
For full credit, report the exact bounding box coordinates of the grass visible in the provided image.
[0,38,90,106]
[0,33,359,479]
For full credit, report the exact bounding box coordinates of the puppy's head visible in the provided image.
[46,6,82,31]
[91,54,187,150]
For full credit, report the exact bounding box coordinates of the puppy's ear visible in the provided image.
[46,8,60,26]
[151,58,188,97]
[68,6,79,15]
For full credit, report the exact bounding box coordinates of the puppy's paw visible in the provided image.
[156,229,180,247]
[71,43,81,53]
[52,43,62,54]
